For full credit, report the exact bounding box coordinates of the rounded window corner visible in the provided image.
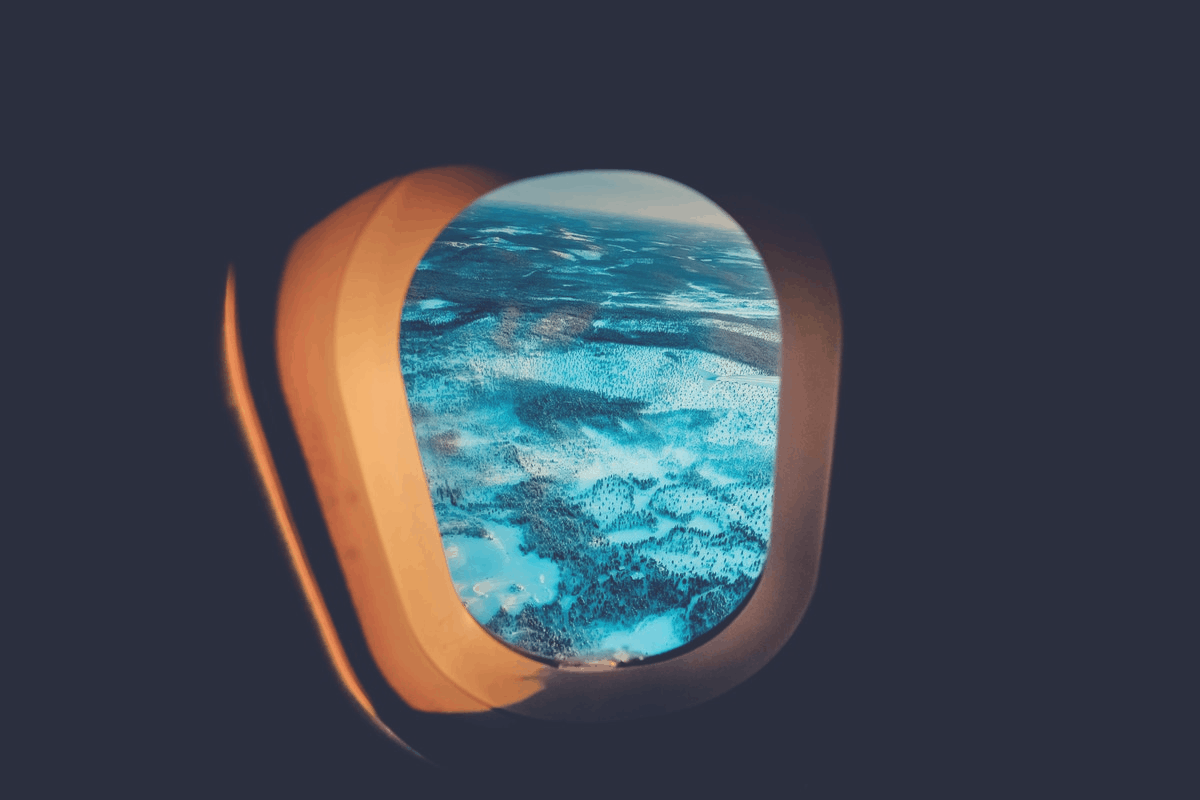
[244,165,840,726]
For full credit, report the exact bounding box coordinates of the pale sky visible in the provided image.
[479,170,741,230]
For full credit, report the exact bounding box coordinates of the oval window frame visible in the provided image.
[270,165,841,722]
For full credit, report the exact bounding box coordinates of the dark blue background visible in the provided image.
[11,11,1177,798]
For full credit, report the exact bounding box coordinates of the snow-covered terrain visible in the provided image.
[400,199,781,661]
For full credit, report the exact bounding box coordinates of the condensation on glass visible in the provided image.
[399,171,781,662]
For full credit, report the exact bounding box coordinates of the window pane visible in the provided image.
[401,171,780,662]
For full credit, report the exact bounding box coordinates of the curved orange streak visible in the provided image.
[221,267,424,758]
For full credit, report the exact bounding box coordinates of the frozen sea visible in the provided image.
[400,200,781,662]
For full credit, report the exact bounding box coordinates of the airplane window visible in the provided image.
[400,171,781,662]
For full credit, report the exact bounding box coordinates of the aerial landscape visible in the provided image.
[400,172,782,661]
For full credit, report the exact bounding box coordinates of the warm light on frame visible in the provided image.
[226,165,842,723]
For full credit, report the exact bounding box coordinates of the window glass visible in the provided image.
[401,171,780,662]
